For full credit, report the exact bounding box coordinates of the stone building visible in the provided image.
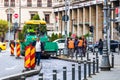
[53,0,119,42]
[0,0,55,31]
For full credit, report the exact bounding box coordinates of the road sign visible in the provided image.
[14,13,18,18]
[62,15,69,21]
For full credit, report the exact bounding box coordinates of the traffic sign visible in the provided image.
[62,15,69,21]
[14,13,18,18]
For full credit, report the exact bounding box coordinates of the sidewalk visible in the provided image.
[88,53,120,80]
[56,51,120,80]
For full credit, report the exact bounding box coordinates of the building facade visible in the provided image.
[0,0,55,31]
[53,0,119,42]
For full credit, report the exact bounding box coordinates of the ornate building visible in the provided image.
[0,0,55,31]
[53,0,119,41]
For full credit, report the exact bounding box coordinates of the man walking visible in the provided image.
[33,37,44,66]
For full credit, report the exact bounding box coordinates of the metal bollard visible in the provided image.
[93,58,96,75]
[111,54,114,68]
[78,62,81,80]
[87,51,89,60]
[39,73,43,80]
[96,51,98,59]
[88,59,92,77]
[72,64,75,80]
[53,70,57,80]
[83,61,87,80]
[20,75,25,80]
[96,57,99,73]
[63,67,67,80]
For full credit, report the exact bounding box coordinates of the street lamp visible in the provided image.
[100,0,111,71]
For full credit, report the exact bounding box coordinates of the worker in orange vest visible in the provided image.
[78,37,83,57]
[82,36,87,57]
[68,38,74,58]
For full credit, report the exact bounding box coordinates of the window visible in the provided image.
[4,0,8,7]
[31,14,35,19]
[37,0,42,7]
[27,0,32,7]
[11,0,15,7]
[45,14,50,23]
[47,0,52,7]
[7,14,12,23]
[4,0,15,7]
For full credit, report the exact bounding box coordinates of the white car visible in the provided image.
[53,38,65,50]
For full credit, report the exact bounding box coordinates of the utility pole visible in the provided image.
[65,0,70,37]
[100,0,111,71]
[19,0,21,28]
[8,0,11,47]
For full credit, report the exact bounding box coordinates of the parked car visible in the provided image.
[87,40,120,52]
[0,42,6,52]
[53,38,65,50]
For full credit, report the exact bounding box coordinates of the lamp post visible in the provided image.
[100,0,111,71]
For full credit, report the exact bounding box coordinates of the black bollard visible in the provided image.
[72,64,75,80]
[111,54,114,68]
[83,61,87,80]
[96,57,99,73]
[81,52,83,60]
[53,70,57,80]
[39,73,43,80]
[96,51,98,58]
[63,67,67,80]
[87,51,89,60]
[88,59,92,78]
[78,62,81,80]
[93,58,96,75]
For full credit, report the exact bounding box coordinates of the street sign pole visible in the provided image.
[65,0,70,37]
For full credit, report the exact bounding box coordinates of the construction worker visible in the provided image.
[68,38,74,58]
[78,37,83,57]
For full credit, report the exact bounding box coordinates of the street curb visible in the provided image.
[51,56,85,63]
[0,63,42,80]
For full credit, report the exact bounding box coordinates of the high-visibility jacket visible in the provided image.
[68,40,74,49]
[78,40,83,47]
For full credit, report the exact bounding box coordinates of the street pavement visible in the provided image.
[0,48,24,78]
[0,46,120,80]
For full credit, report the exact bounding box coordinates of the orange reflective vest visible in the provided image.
[78,40,83,47]
[68,40,74,49]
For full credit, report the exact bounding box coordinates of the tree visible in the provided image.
[0,19,9,41]
[32,14,40,20]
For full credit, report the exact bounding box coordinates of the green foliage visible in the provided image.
[83,33,90,38]
[0,19,9,39]
[49,33,59,41]
[18,31,25,41]
[0,19,9,32]
[40,24,47,35]
[32,14,40,20]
